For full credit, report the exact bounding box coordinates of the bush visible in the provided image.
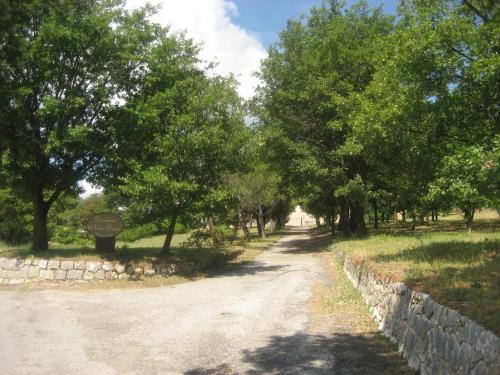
[117,223,157,243]
[180,225,235,248]
[0,188,32,243]
[210,224,237,247]
[180,229,211,249]
[158,219,190,234]
[51,226,90,246]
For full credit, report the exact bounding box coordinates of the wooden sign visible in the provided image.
[86,213,124,238]
[86,213,124,253]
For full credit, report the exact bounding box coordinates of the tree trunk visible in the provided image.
[349,202,367,236]
[331,201,336,236]
[339,200,350,236]
[315,217,320,227]
[32,197,49,252]
[238,207,251,241]
[464,208,474,231]
[255,215,262,237]
[268,215,276,233]
[258,205,266,238]
[162,208,178,254]
[373,201,379,229]
[402,209,406,222]
[411,209,416,230]
[277,215,282,230]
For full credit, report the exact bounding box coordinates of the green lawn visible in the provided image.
[333,218,500,335]
[0,228,287,265]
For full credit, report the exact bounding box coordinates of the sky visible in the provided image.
[80,0,398,197]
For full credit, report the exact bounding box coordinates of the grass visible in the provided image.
[333,218,500,335]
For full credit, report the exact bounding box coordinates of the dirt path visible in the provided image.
[0,228,410,374]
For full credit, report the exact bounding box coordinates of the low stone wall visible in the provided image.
[334,249,500,375]
[0,251,242,285]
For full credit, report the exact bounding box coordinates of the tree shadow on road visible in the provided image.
[185,330,414,375]
[279,231,332,255]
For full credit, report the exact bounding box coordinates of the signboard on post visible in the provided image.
[86,213,124,253]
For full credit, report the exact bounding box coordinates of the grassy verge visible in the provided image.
[333,219,500,335]
[311,250,414,374]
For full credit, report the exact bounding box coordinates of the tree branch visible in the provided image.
[462,0,489,23]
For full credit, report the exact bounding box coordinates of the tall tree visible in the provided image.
[0,0,158,250]
[255,1,393,236]
[117,37,247,253]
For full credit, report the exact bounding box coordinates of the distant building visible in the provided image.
[286,205,322,227]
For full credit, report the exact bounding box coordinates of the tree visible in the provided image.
[0,0,158,250]
[428,145,499,229]
[228,164,281,239]
[116,36,247,253]
[255,1,393,236]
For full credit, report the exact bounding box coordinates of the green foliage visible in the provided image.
[0,188,32,243]
[117,223,157,243]
[0,0,162,250]
[256,0,499,232]
[428,144,499,227]
[51,226,90,246]
[180,224,235,249]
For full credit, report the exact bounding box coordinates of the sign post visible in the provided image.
[86,213,124,253]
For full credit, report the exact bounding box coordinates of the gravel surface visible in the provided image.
[0,229,335,374]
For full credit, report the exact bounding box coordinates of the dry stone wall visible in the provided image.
[0,251,242,285]
[334,249,500,375]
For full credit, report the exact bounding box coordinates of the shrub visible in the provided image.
[180,225,236,248]
[117,223,157,242]
[158,219,190,234]
[51,226,90,246]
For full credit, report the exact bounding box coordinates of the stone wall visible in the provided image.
[0,251,242,285]
[334,249,500,375]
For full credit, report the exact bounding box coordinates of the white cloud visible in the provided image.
[78,180,102,198]
[126,0,267,99]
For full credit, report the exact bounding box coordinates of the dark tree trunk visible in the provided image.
[402,209,406,222]
[464,208,474,230]
[373,201,379,229]
[381,211,385,223]
[315,217,320,227]
[339,200,350,236]
[162,208,178,254]
[411,209,416,230]
[277,215,282,230]
[258,205,266,238]
[349,202,367,236]
[33,197,49,252]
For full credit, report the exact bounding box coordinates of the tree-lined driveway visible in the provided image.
[0,229,409,374]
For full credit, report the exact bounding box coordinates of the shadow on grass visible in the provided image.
[366,219,500,237]
[373,240,498,264]
[185,331,413,374]
[371,240,499,334]
[0,244,235,263]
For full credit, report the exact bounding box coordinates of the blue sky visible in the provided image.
[232,0,399,47]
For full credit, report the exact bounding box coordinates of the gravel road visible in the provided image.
[0,229,339,374]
